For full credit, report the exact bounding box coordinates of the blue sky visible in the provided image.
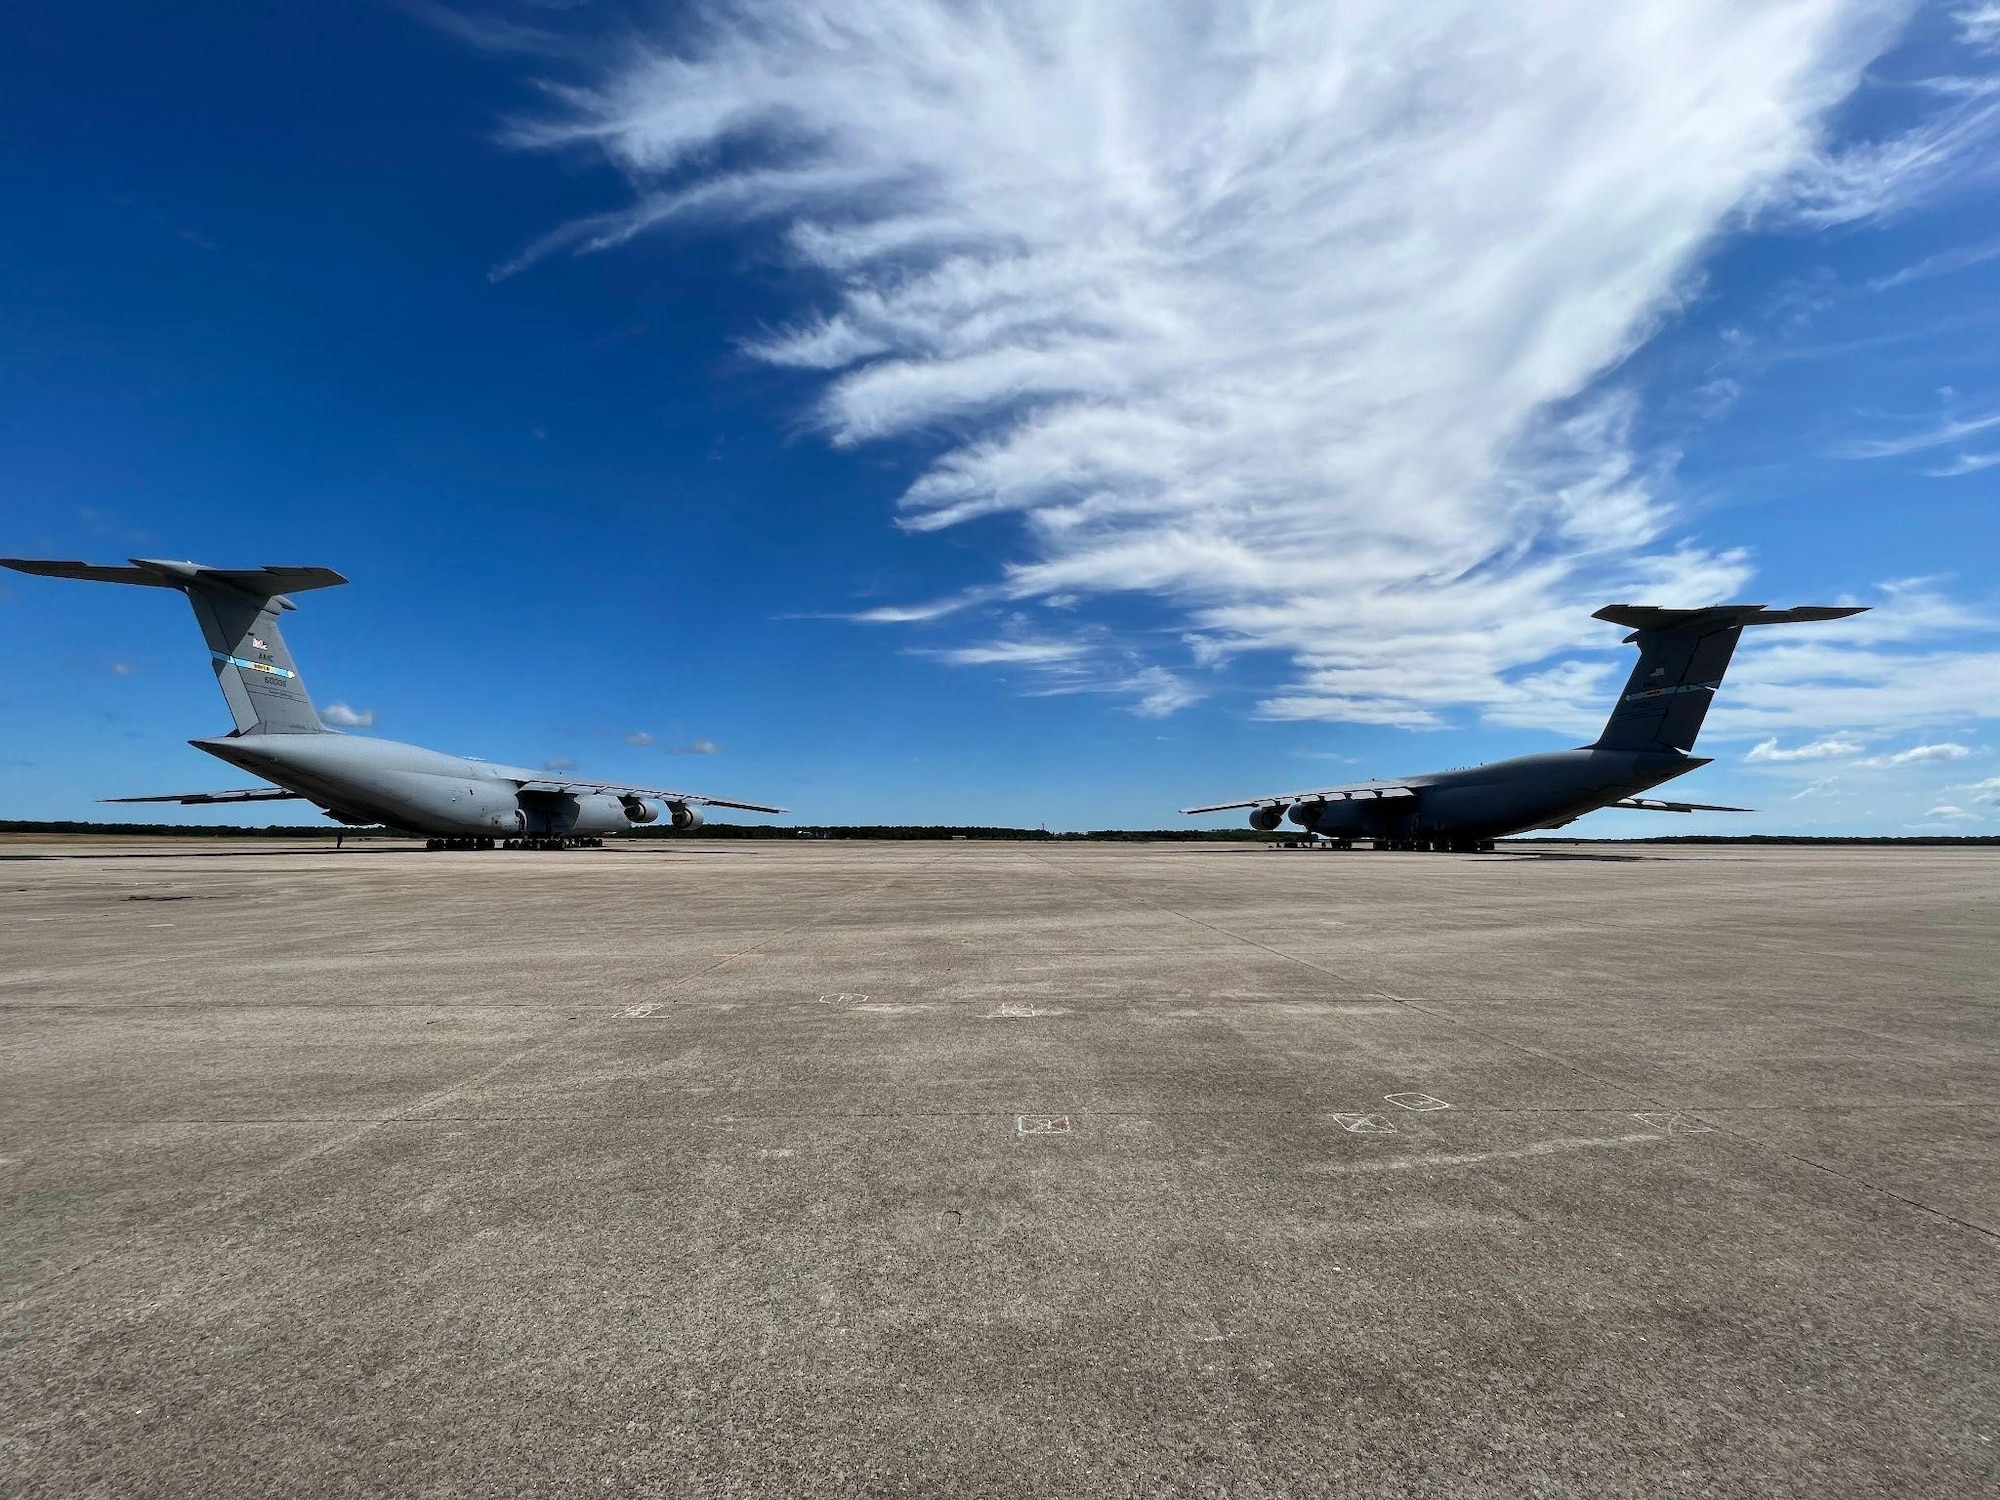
[2,1,1997,833]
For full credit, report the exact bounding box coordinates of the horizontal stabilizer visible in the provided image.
[1591,603,1866,641]
[1609,798,1753,814]
[1,558,347,601]
[102,787,306,806]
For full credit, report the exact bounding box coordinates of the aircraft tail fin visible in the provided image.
[0,557,347,735]
[1589,603,1866,755]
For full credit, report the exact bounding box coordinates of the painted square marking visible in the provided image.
[1332,1113,1397,1134]
[816,993,868,1005]
[1384,1092,1453,1111]
[1017,1115,1073,1135]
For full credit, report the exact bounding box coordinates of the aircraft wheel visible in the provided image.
[425,838,441,851]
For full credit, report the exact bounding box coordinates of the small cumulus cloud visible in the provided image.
[110,661,137,678]
[666,738,721,756]
[322,702,378,728]
[1117,666,1200,719]
[1948,775,2000,803]
[1744,734,1863,762]
[624,731,657,746]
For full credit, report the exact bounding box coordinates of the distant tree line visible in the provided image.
[1,819,1993,846]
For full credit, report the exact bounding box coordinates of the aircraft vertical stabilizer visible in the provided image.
[1589,604,1866,755]
[0,558,346,735]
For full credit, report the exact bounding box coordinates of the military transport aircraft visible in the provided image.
[1184,602,1866,851]
[1,558,785,849]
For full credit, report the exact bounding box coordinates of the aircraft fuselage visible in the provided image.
[193,733,637,839]
[1293,748,1704,843]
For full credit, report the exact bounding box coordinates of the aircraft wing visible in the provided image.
[1608,798,1753,813]
[101,787,306,806]
[1183,783,1417,814]
[513,776,786,816]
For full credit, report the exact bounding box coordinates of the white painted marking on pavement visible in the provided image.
[1331,1113,1397,1134]
[621,1003,657,1018]
[1632,1111,1715,1135]
[1384,1092,1452,1111]
[1017,1115,1072,1135]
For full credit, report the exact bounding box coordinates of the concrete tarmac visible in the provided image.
[2,838,1995,1498]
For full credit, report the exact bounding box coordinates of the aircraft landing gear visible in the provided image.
[424,836,497,852]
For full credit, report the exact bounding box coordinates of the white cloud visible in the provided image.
[925,639,1091,667]
[666,737,722,756]
[1745,733,1864,761]
[110,661,136,678]
[1869,232,2000,290]
[1777,79,2000,227]
[1860,741,1974,766]
[1839,407,2000,458]
[1924,451,2000,477]
[322,702,377,728]
[1924,803,1980,820]
[1959,4,2000,49]
[1952,775,2000,801]
[624,730,657,746]
[540,756,577,773]
[512,2,1997,730]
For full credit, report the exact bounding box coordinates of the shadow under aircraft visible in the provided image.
[2,558,785,850]
[1184,603,1865,852]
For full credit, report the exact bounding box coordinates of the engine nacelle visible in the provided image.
[564,793,635,836]
[620,795,660,824]
[1248,804,1287,832]
[668,803,704,831]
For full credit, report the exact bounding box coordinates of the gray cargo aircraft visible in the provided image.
[2,557,785,848]
[1184,603,1865,850]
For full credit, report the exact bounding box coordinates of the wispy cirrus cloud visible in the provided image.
[505,1,1996,732]
[1745,733,1866,761]
[1860,740,1973,765]
[1925,451,2000,477]
[1839,407,2000,457]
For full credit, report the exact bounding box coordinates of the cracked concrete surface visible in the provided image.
[2,838,1995,1498]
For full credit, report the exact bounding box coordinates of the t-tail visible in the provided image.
[1589,603,1867,754]
[0,558,346,735]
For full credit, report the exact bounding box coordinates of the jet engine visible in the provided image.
[619,795,660,824]
[563,793,635,836]
[1248,804,1287,832]
[668,803,704,831]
